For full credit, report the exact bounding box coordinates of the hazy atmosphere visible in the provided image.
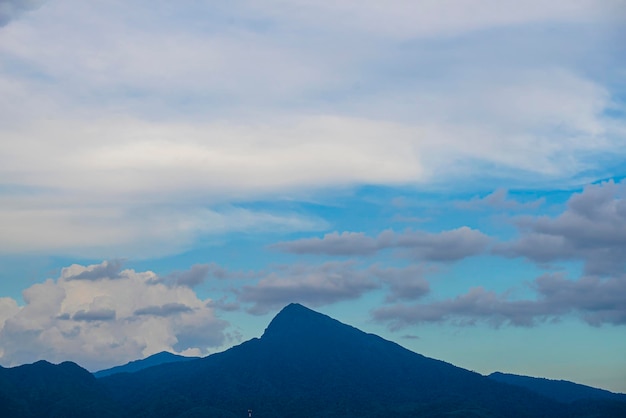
[1,0,625,393]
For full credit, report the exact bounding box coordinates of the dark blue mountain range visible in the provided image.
[488,371,626,404]
[1,303,625,417]
[94,351,198,378]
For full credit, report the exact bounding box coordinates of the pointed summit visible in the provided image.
[261,303,362,344]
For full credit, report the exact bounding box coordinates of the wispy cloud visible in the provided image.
[272,227,490,261]
[0,0,46,27]
[373,273,626,329]
[457,188,545,211]
[237,261,379,315]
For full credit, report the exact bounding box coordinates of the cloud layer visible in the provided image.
[0,0,623,257]
[373,273,626,330]
[272,227,490,261]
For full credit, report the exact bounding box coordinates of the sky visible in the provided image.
[1,0,625,393]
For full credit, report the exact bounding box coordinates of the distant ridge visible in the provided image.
[0,360,119,417]
[489,371,626,403]
[94,351,199,378]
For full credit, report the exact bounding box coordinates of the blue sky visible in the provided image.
[1,0,625,392]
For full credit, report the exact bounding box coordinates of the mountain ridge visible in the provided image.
[2,303,625,417]
[488,371,626,403]
[94,351,199,378]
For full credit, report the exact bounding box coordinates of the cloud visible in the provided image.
[0,0,623,258]
[371,265,431,302]
[395,227,491,261]
[272,227,490,262]
[237,261,379,315]
[62,259,125,281]
[72,308,116,322]
[134,303,194,317]
[457,188,545,210]
[372,273,626,329]
[271,231,380,256]
[158,263,258,288]
[495,180,626,275]
[0,0,46,27]
[0,202,326,258]
[244,0,620,39]
[0,261,227,370]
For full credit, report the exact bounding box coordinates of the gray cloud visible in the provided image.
[370,265,430,302]
[272,227,490,262]
[206,297,241,312]
[495,180,626,275]
[395,227,490,262]
[373,273,626,330]
[237,261,379,315]
[156,263,258,288]
[167,264,212,288]
[72,308,116,322]
[134,303,194,317]
[172,319,229,353]
[271,231,379,256]
[63,260,125,281]
[457,188,545,211]
[0,0,46,27]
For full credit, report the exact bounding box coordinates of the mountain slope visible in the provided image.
[2,304,625,417]
[489,372,626,403]
[94,351,199,378]
[100,303,577,418]
[0,360,120,417]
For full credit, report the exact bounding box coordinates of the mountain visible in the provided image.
[0,360,119,417]
[94,351,199,378]
[488,371,626,404]
[99,303,623,418]
[2,304,625,417]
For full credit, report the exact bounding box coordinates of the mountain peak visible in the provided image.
[262,303,337,339]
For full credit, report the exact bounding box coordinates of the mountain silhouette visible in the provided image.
[94,351,199,378]
[489,371,626,404]
[1,303,625,417]
[99,303,624,417]
[0,360,119,417]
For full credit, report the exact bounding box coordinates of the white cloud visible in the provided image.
[242,0,623,39]
[0,0,623,258]
[0,261,227,370]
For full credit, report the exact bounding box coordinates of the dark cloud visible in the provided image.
[271,231,379,256]
[395,227,490,261]
[172,319,228,352]
[0,0,46,27]
[134,303,194,317]
[237,261,379,315]
[156,263,258,288]
[372,273,626,329]
[495,180,626,275]
[533,274,626,326]
[457,188,544,211]
[272,227,489,262]
[72,308,116,322]
[370,265,430,302]
[169,264,211,288]
[206,297,241,312]
[64,260,125,281]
